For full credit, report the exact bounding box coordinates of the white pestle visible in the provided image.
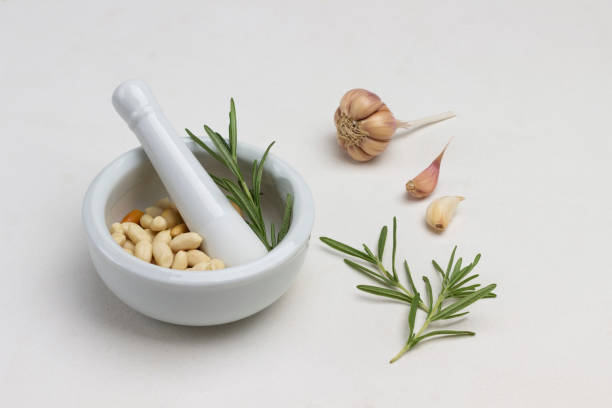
[112,80,268,266]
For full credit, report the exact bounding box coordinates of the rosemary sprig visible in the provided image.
[320,217,497,363]
[186,98,293,250]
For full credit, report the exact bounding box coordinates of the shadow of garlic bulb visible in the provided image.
[334,89,456,162]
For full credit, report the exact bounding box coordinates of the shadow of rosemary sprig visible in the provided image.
[320,217,497,363]
[186,98,293,250]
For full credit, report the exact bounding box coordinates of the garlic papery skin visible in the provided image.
[406,143,448,198]
[334,88,455,162]
[426,196,464,232]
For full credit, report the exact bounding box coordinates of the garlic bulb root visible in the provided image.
[426,196,464,232]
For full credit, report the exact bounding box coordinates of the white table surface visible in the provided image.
[2,0,611,406]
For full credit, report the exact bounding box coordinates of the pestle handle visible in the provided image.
[112,80,268,266]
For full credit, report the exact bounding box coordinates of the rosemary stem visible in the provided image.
[389,343,412,363]
[390,290,447,363]
[377,261,430,312]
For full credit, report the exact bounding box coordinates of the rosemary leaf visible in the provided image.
[357,285,414,304]
[229,98,237,160]
[253,142,275,207]
[440,311,470,320]
[203,125,240,177]
[404,261,419,297]
[423,276,433,313]
[413,330,475,344]
[344,259,393,286]
[320,237,375,263]
[377,225,387,261]
[408,293,420,339]
[270,223,277,247]
[432,260,445,279]
[186,129,224,165]
[391,217,398,281]
[277,194,293,243]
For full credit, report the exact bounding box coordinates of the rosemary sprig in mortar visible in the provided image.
[320,217,497,363]
[186,99,293,250]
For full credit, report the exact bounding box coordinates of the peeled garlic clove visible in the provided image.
[426,196,464,232]
[406,143,448,198]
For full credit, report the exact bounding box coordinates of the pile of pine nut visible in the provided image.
[109,197,225,271]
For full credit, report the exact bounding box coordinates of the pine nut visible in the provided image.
[111,232,126,246]
[170,223,188,237]
[156,197,174,209]
[144,229,155,241]
[210,259,225,270]
[171,251,188,270]
[134,240,152,262]
[123,240,135,251]
[187,249,210,266]
[192,261,212,271]
[127,223,151,243]
[170,232,203,252]
[124,248,134,256]
[121,222,136,233]
[140,213,153,229]
[153,229,171,245]
[150,216,168,232]
[152,242,174,268]
[145,206,163,217]
[161,208,181,229]
[111,223,123,234]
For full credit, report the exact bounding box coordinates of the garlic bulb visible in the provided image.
[406,143,448,198]
[426,196,464,232]
[334,89,455,162]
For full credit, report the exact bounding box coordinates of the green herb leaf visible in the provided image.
[391,217,398,280]
[377,225,387,261]
[434,284,497,320]
[277,193,293,243]
[404,261,419,297]
[229,98,237,160]
[451,274,480,290]
[363,244,375,260]
[423,276,433,312]
[445,246,457,283]
[344,259,391,286]
[408,293,420,338]
[413,330,475,344]
[320,237,375,263]
[186,129,224,165]
[440,311,469,320]
[357,285,414,304]
[253,141,275,207]
[270,223,277,247]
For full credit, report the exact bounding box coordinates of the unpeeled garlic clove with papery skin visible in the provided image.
[406,143,448,198]
[426,196,464,232]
